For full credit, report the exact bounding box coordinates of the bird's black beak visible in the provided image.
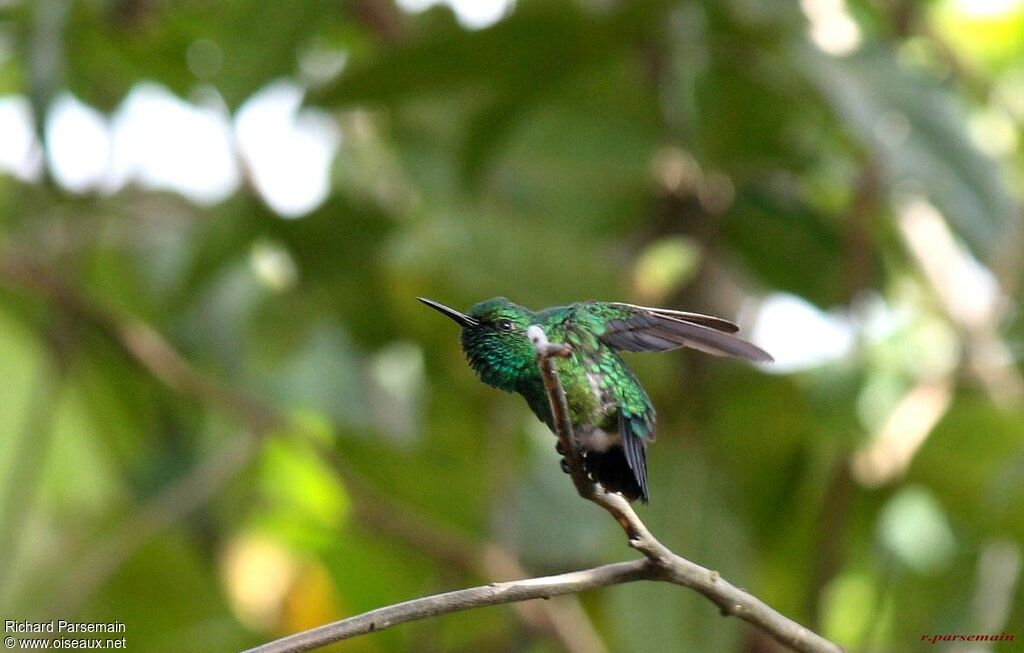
[417,297,480,327]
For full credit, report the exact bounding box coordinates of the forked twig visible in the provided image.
[527,325,842,653]
[245,326,842,653]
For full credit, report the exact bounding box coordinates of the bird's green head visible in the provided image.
[418,296,537,391]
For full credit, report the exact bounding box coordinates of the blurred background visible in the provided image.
[0,0,1022,651]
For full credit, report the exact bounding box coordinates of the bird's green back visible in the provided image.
[526,303,655,442]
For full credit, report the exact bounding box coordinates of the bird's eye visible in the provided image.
[496,319,514,332]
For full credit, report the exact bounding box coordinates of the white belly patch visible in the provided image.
[577,426,622,452]
[580,371,619,452]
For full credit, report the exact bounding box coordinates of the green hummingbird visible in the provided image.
[419,297,772,503]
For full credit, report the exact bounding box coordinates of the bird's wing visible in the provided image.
[618,409,651,502]
[638,306,739,333]
[589,302,773,363]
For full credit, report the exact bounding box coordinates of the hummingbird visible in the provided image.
[419,297,772,503]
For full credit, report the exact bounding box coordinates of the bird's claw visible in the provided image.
[560,458,570,474]
[555,441,566,455]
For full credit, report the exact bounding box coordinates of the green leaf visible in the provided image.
[65,0,336,110]
[310,3,664,183]
[796,45,1017,261]
[723,187,850,306]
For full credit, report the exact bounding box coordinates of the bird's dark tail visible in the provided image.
[585,446,648,503]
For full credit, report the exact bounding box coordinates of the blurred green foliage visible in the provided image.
[0,0,1023,652]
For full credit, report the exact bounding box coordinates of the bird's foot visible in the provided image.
[559,458,570,474]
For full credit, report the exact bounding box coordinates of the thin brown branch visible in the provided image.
[248,325,843,653]
[527,325,842,653]
[244,561,652,653]
[526,327,594,498]
[1,256,840,653]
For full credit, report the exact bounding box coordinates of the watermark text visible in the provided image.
[4,621,127,649]
[921,633,1015,645]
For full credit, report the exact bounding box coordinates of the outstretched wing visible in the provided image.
[589,302,773,363]
[635,306,739,333]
